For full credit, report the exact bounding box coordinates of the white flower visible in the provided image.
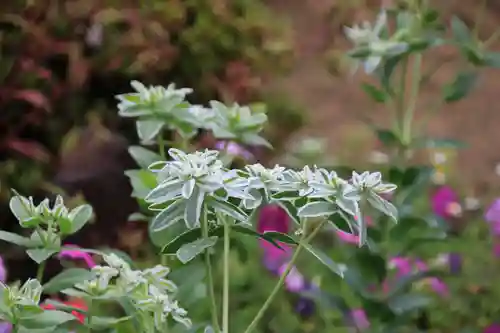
[344,11,387,45]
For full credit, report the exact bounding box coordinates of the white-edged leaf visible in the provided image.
[145,179,184,203]
[0,231,32,247]
[298,201,337,218]
[9,195,32,222]
[136,119,163,142]
[182,179,196,199]
[128,146,162,169]
[150,200,185,232]
[68,204,93,234]
[43,268,93,294]
[176,237,218,264]
[184,187,205,229]
[303,244,347,277]
[208,197,248,223]
[367,193,398,221]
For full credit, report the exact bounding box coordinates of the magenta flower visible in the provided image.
[350,309,370,330]
[387,257,448,297]
[485,199,500,236]
[389,256,413,277]
[431,186,460,219]
[59,244,96,268]
[485,199,500,223]
[484,324,500,333]
[215,141,254,161]
[0,256,7,283]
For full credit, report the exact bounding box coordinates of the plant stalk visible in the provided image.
[202,210,221,332]
[36,261,46,282]
[222,221,231,333]
[243,220,325,333]
[401,54,422,147]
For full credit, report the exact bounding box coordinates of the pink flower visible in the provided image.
[431,186,460,219]
[59,244,96,268]
[335,230,360,244]
[350,309,370,330]
[429,277,449,296]
[485,324,500,333]
[389,257,413,277]
[278,264,305,292]
[485,199,500,236]
[257,205,292,270]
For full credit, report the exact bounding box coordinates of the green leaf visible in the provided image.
[388,294,432,314]
[451,16,472,43]
[90,316,131,329]
[19,310,77,329]
[262,231,298,245]
[376,54,404,94]
[27,248,58,264]
[442,71,477,103]
[361,83,388,103]
[375,129,401,147]
[176,236,219,264]
[414,137,467,149]
[241,133,272,148]
[231,225,297,249]
[136,119,163,143]
[0,231,32,247]
[68,204,93,234]
[298,201,337,218]
[128,146,162,169]
[184,187,204,228]
[161,227,223,254]
[150,200,186,232]
[125,170,157,199]
[302,244,347,277]
[207,197,249,224]
[484,52,500,68]
[367,193,398,221]
[9,195,33,224]
[43,268,93,294]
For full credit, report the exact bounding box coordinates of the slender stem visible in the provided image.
[202,210,221,332]
[395,57,408,137]
[157,135,166,159]
[401,54,422,146]
[473,0,488,38]
[86,299,93,333]
[243,220,325,333]
[36,261,46,282]
[222,221,231,333]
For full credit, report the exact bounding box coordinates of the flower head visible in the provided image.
[349,309,370,330]
[257,205,292,270]
[432,186,461,219]
[485,324,500,333]
[59,244,96,268]
[0,256,7,283]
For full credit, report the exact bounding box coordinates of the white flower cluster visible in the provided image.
[71,253,191,330]
[344,10,408,73]
[116,81,270,147]
[1,279,42,308]
[146,148,398,245]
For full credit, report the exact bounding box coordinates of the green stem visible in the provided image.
[222,221,231,333]
[202,210,220,332]
[86,299,93,333]
[36,261,46,282]
[157,135,166,159]
[243,220,325,333]
[395,57,408,137]
[401,54,422,146]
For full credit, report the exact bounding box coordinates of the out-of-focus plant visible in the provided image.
[296,0,500,331]
[0,0,297,209]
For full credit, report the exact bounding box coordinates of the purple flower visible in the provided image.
[493,243,500,258]
[215,141,254,161]
[485,199,500,236]
[389,256,413,277]
[448,253,462,274]
[349,309,370,330]
[431,186,460,219]
[295,297,315,318]
[0,322,11,333]
[0,256,7,283]
[484,324,500,333]
[485,199,500,223]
